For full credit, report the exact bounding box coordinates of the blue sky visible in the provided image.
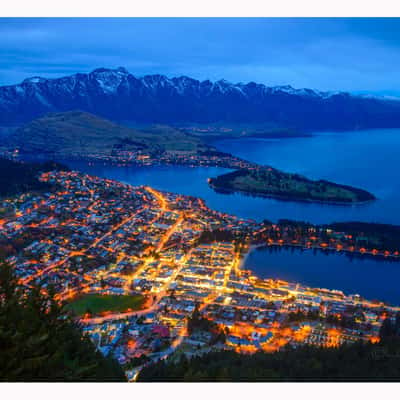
[1,18,400,95]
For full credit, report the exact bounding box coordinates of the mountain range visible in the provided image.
[1,67,400,130]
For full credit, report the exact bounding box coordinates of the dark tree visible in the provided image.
[0,262,125,382]
[379,318,396,340]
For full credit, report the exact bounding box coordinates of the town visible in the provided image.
[0,145,257,170]
[0,170,399,381]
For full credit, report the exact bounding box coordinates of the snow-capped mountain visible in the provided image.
[1,67,400,130]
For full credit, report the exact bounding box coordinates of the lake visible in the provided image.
[66,128,400,225]
[213,128,400,224]
[64,128,400,304]
[244,245,400,305]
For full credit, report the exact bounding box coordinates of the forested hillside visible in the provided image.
[0,157,65,197]
[0,263,126,382]
[139,320,400,382]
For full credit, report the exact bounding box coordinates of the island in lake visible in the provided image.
[208,167,375,204]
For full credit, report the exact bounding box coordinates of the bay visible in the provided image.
[244,245,400,305]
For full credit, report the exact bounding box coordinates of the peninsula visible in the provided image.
[208,167,375,204]
[2,111,376,205]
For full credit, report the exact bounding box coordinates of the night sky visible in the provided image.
[1,18,400,95]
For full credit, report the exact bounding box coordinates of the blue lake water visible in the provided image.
[64,128,400,304]
[66,128,400,225]
[213,129,400,225]
[244,246,400,305]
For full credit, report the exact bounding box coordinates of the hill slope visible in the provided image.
[1,67,400,130]
[138,340,400,382]
[4,111,209,158]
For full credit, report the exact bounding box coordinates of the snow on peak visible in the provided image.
[116,66,129,75]
[140,74,173,90]
[267,84,342,99]
[90,67,129,94]
[10,68,373,103]
[22,76,48,84]
[171,76,200,94]
[358,93,400,102]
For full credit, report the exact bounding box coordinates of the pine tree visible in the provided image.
[0,262,125,382]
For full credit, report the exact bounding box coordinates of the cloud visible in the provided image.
[0,18,399,94]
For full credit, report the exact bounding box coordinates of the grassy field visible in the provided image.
[66,294,145,316]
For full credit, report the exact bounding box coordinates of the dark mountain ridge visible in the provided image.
[1,67,400,130]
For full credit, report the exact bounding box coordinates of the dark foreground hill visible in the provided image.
[2,67,400,130]
[0,263,126,382]
[139,339,400,382]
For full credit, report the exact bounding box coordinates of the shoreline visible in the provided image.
[237,243,400,307]
[238,244,265,271]
[6,152,248,172]
[243,242,400,262]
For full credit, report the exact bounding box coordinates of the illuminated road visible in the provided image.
[21,206,146,286]
[124,187,184,293]
[79,302,160,325]
[8,171,400,376]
